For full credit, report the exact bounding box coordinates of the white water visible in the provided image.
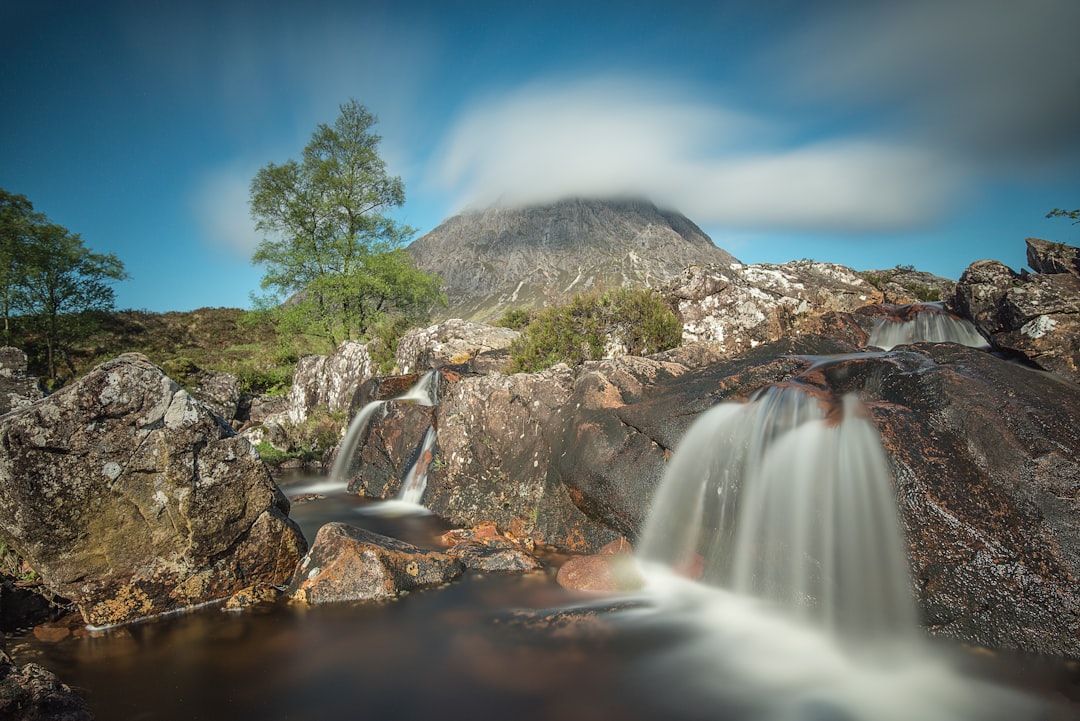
[867,304,989,351]
[631,383,1046,719]
[329,371,438,485]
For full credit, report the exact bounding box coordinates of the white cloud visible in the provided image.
[430,77,964,232]
[190,166,261,258]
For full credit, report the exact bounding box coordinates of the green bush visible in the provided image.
[507,288,681,373]
[494,308,534,330]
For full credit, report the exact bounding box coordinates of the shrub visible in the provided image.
[494,308,534,330]
[507,288,681,373]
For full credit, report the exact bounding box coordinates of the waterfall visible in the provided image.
[637,383,917,640]
[867,303,988,351]
[398,426,437,505]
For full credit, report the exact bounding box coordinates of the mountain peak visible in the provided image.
[409,197,737,322]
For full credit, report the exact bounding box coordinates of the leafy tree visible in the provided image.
[0,188,127,382]
[249,100,443,347]
[1046,207,1080,224]
[16,221,127,382]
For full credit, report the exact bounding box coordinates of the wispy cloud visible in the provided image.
[190,165,261,258]
[430,77,964,232]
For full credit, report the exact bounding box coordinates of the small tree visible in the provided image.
[250,100,442,347]
[16,222,127,382]
[0,189,41,342]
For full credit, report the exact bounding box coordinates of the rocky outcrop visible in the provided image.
[286,341,378,425]
[289,523,463,604]
[859,267,955,304]
[0,353,307,627]
[664,260,883,356]
[395,319,519,373]
[951,239,1080,383]
[408,198,738,322]
[0,646,92,721]
[0,346,42,415]
[189,369,241,423]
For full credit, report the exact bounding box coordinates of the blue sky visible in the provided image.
[3,0,1078,313]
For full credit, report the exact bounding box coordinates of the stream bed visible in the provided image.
[7,473,1080,721]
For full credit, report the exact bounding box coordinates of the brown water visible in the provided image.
[7,475,1080,721]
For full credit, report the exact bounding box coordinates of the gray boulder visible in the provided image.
[0,347,43,415]
[0,353,307,627]
[286,340,378,425]
[395,319,519,373]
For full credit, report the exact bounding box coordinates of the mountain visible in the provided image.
[407,198,738,322]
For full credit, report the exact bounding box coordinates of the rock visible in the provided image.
[951,242,1080,383]
[664,260,882,356]
[224,582,284,610]
[418,367,619,551]
[344,401,437,498]
[190,369,241,422]
[409,198,738,322]
[0,346,43,415]
[1027,237,1080,277]
[0,575,55,632]
[859,267,955,304]
[289,523,463,604]
[556,539,643,592]
[395,319,519,373]
[0,647,92,721]
[286,340,378,425]
[446,537,543,572]
[0,353,307,627]
[949,259,1021,335]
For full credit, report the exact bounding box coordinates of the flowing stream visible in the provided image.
[6,354,1078,720]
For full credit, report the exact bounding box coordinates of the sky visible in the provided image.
[2,0,1079,313]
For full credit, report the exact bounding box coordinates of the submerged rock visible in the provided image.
[289,522,463,604]
[0,353,307,627]
[0,646,92,721]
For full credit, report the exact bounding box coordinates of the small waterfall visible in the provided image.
[329,371,438,485]
[398,426,437,505]
[867,303,988,351]
[637,383,917,640]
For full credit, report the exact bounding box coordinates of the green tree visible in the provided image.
[1046,207,1080,224]
[1,188,127,380]
[16,222,127,382]
[249,100,443,347]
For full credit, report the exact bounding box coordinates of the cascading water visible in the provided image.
[626,380,1043,720]
[867,302,989,351]
[637,383,916,640]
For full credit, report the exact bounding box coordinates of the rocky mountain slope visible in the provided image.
[407,198,738,322]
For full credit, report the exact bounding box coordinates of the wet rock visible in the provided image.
[0,346,43,415]
[0,647,92,721]
[446,537,543,572]
[0,353,307,627]
[289,522,463,604]
[556,539,643,592]
[421,367,618,552]
[664,260,881,356]
[395,319,519,373]
[344,401,436,498]
[224,582,284,610]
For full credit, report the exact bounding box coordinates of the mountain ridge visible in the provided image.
[408,197,739,322]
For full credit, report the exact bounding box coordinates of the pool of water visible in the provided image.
[7,476,1080,721]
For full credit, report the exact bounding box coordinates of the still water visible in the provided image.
[8,474,1080,721]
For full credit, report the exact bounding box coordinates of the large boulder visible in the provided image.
[0,353,307,627]
[664,260,882,355]
[286,340,378,425]
[289,522,463,604]
[0,347,43,415]
[395,319,519,373]
[189,369,241,423]
[951,239,1080,383]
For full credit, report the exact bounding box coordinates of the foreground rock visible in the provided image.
[0,646,92,720]
[951,238,1080,383]
[289,523,463,604]
[0,354,307,627]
